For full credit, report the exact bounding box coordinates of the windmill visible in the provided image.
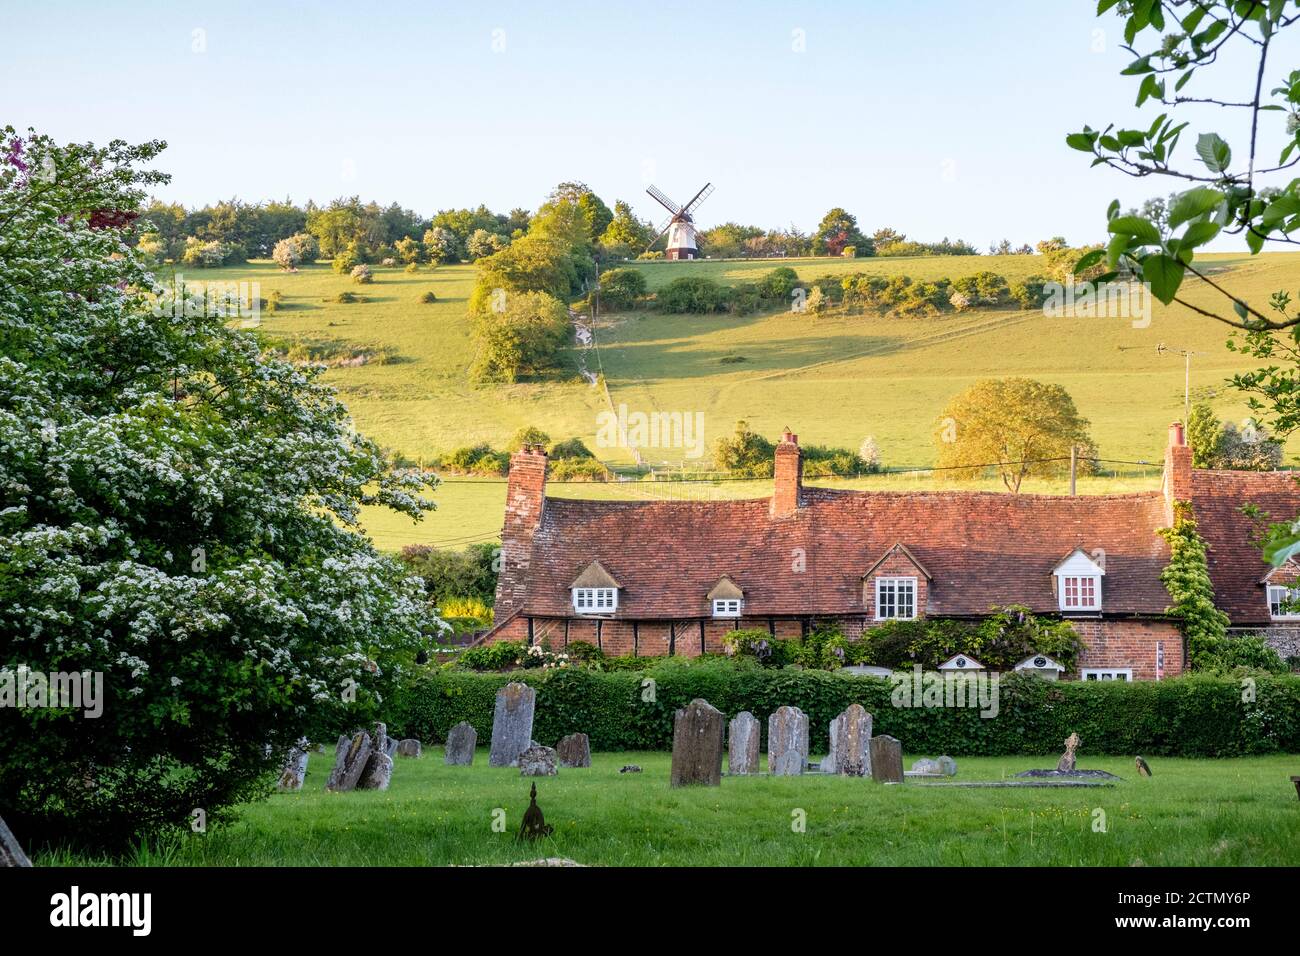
[645,182,714,260]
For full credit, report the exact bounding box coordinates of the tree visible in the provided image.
[469,290,571,383]
[0,128,441,850]
[598,267,647,310]
[530,182,612,252]
[271,231,317,271]
[422,226,458,264]
[394,236,423,265]
[468,235,585,314]
[1187,401,1225,468]
[466,228,507,260]
[713,421,776,476]
[934,378,1096,492]
[599,200,655,258]
[507,425,551,451]
[813,208,870,257]
[858,436,882,472]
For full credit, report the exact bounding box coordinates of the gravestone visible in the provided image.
[829,704,872,776]
[728,711,760,775]
[1056,732,1081,773]
[489,682,536,768]
[445,721,477,765]
[911,756,957,777]
[670,698,724,787]
[326,731,373,792]
[383,736,399,759]
[360,722,393,790]
[937,755,957,776]
[556,733,591,768]
[396,739,422,758]
[869,735,903,784]
[518,745,558,777]
[767,706,809,776]
[0,814,31,867]
[276,739,310,791]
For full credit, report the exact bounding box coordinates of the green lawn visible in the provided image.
[182,253,1300,552]
[51,750,1300,867]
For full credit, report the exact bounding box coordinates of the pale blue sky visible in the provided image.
[3,0,1293,248]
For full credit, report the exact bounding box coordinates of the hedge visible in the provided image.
[386,665,1300,758]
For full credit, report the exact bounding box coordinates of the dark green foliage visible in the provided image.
[860,606,1082,671]
[420,290,437,303]
[759,266,800,300]
[548,437,594,459]
[387,666,1300,757]
[655,276,731,314]
[438,443,510,475]
[712,420,776,476]
[398,542,499,604]
[728,281,762,315]
[598,267,647,310]
[547,457,610,481]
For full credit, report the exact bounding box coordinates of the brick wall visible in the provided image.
[1072,619,1185,680]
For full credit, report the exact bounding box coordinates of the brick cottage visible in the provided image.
[479,423,1300,680]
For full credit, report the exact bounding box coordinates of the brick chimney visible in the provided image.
[1162,421,1192,521]
[494,443,548,615]
[771,429,803,518]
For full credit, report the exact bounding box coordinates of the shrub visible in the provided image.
[351,264,373,284]
[760,266,800,300]
[398,542,499,604]
[438,443,510,476]
[469,290,571,384]
[507,426,551,452]
[458,641,526,672]
[728,281,762,315]
[599,267,648,310]
[656,275,730,313]
[548,457,610,481]
[406,262,421,274]
[386,667,1300,757]
[420,290,437,303]
[549,437,594,459]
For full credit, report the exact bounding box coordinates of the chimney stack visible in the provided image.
[772,428,803,518]
[1162,421,1192,521]
[495,444,548,615]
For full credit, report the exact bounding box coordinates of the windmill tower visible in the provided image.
[646,182,714,260]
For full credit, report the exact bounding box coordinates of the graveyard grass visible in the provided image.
[43,751,1300,867]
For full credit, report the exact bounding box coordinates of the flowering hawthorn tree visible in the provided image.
[0,128,442,850]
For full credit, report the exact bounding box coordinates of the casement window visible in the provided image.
[1081,668,1132,681]
[712,598,742,618]
[1268,585,1300,620]
[875,577,917,620]
[572,587,617,614]
[1059,574,1101,612]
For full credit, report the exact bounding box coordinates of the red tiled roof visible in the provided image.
[1190,469,1300,624]
[515,487,1174,619]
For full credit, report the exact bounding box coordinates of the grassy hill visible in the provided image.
[183,252,1300,551]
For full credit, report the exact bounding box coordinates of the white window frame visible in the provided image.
[1081,667,1132,682]
[874,577,918,621]
[1267,584,1300,620]
[572,587,617,614]
[1059,574,1102,612]
[712,598,742,618]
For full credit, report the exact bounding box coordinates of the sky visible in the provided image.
[3,0,1295,249]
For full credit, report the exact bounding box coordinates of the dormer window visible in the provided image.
[707,575,744,619]
[713,598,742,618]
[569,560,620,616]
[1053,548,1105,613]
[1268,585,1300,620]
[875,577,917,620]
[573,587,617,614]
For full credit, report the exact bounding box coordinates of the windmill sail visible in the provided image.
[644,183,713,260]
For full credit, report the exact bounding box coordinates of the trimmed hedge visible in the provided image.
[386,665,1300,757]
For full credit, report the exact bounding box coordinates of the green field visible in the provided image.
[183,253,1300,552]
[42,750,1300,866]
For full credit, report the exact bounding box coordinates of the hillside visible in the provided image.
[185,252,1300,551]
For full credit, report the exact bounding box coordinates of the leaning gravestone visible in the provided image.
[519,745,559,777]
[0,814,31,867]
[445,721,477,765]
[829,704,872,776]
[489,682,536,768]
[767,706,809,776]
[913,755,958,776]
[326,730,373,792]
[728,711,760,775]
[360,722,393,791]
[670,698,724,787]
[556,733,591,768]
[396,739,422,758]
[869,735,903,784]
[276,739,310,791]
